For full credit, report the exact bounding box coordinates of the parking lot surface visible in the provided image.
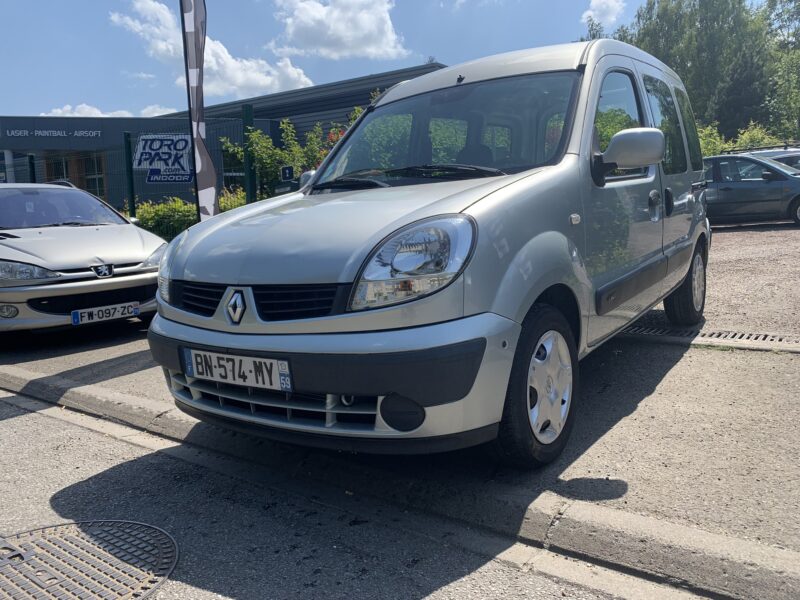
[1,223,798,598]
[640,222,800,335]
[2,393,685,600]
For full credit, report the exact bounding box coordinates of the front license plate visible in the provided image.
[183,349,292,392]
[71,302,140,325]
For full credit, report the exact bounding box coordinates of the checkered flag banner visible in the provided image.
[180,0,217,219]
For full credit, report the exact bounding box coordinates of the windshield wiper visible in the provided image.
[387,164,507,178]
[311,176,390,191]
[36,221,107,227]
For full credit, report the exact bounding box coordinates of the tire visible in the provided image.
[790,197,800,226]
[664,242,706,326]
[494,304,579,469]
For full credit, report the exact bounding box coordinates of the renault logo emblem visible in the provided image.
[226,291,246,324]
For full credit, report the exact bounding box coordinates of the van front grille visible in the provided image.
[171,281,226,317]
[170,281,351,321]
[251,284,349,321]
[168,371,379,431]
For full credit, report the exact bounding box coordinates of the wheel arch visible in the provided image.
[485,230,590,355]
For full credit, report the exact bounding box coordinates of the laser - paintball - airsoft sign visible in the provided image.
[133,134,193,184]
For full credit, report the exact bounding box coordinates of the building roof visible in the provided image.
[165,63,446,121]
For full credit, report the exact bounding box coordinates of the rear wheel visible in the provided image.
[494,304,579,468]
[664,242,706,326]
[790,197,800,226]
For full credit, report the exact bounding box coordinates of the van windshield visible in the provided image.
[314,71,580,191]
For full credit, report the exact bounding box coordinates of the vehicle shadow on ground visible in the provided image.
[0,319,149,363]
[48,336,690,599]
[0,320,154,420]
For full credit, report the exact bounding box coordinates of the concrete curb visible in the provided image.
[2,365,798,600]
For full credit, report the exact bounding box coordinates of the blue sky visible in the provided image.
[1,0,642,117]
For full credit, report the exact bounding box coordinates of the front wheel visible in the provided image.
[664,242,706,326]
[494,304,579,469]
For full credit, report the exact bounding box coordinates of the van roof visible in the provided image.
[379,40,679,105]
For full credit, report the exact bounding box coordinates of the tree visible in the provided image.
[764,0,800,138]
[580,16,606,41]
[614,0,771,137]
[220,102,371,200]
[697,123,728,156]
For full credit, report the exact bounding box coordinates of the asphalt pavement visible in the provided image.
[1,392,690,600]
[1,223,798,598]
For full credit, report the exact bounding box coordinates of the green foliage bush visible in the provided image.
[131,189,246,241]
[134,198,197,241]
[218,187,247,212]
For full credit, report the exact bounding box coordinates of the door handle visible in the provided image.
[648,190,662,222]
[664,187,674,216]
[720,187,733,192]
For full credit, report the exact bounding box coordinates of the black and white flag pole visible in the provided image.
[179,0,217,220]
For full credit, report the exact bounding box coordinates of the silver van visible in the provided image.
[149,40,709,467]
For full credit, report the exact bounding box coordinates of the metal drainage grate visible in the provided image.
[0,521,177,599]
[621,325,800,353]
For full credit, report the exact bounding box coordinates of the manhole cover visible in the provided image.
[0,521,177,599]
[620,325,800,353]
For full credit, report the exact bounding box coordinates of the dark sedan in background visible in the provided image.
[702,154,800,225]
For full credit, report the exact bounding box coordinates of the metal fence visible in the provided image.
[9,117,276,240]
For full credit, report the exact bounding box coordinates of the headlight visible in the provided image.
[158,232,187,303]
[350,215,475,311]
[141,243,167,270]
[0,260,60,287]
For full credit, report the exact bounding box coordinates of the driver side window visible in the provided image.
[594,71,645,177]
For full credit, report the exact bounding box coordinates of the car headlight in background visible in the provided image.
[141,243,167,270]
[158,232,187,303]
[350,215,475,311]
[0,260,60,287]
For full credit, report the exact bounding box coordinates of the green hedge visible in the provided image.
[131,188,247,241]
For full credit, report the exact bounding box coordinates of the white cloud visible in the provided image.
[128,71,156,80]
[581,0,625,26]
[110,0,312,98]
[272,0,410,60]
[40,104,134,118]
[140,104,176,117]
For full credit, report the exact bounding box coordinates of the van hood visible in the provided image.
[174,174,536,285]
[0,224,165,270]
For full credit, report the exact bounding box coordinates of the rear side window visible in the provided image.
[594,71,644,177]
[675,88,703,171]
[643,75,687,175]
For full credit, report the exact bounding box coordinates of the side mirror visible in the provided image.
[299,170,316,188]
[129,217,140,225]
[761,170,779,181]
[593,127,665,186]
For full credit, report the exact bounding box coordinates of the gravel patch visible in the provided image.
[639,222,800,335]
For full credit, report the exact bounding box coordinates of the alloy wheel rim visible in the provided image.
[527,330,572,444]
[691,253,705,312]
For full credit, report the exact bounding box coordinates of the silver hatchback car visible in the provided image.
[1,184,166,331]
[149,40,710,467]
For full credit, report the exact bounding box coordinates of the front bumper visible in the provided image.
[0,272,158,331]
[148,312,521,452]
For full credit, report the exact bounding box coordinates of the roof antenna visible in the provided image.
[456,74,465,84]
